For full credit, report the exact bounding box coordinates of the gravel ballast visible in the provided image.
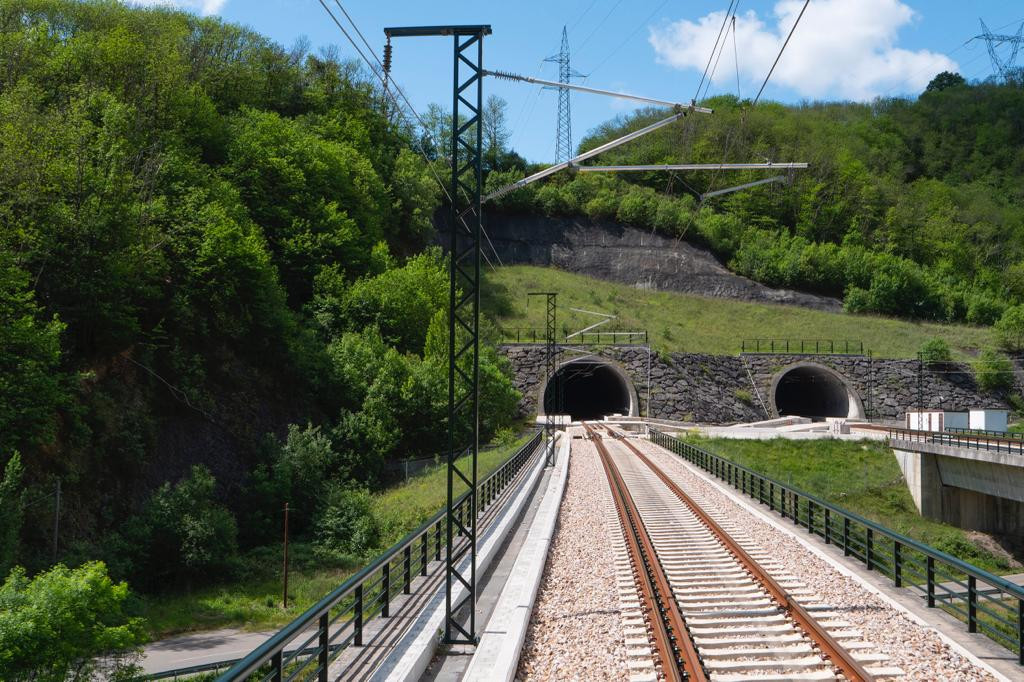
[517,434,630,680]
[636,436,999,682]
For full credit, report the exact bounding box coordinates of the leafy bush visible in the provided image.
[314,487,380,559]
[918,338,952,366]
[995,305,1024,352]
[975,350,1015,393]
[0,453,24,576]
[127,466,239,589]
[0,561,145,681]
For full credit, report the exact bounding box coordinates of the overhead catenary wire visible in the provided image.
[317,0,503,267]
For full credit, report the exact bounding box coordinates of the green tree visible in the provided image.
[975,350,1015,394]
[919,338,952,367]
[0,452,24,576]
[0,256,66,454]
[128,465,238,589]
[995,305,1024,352]
[924,71,966,93]
[0,561,145,681]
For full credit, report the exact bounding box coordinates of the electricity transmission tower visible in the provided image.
[974,19,1024,81]
[544,27,584,163]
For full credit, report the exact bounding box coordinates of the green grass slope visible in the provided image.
[682,436,1019,574]
[141,433,535,637]
[483,266,994,359]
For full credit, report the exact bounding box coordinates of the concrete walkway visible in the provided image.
[141,628,275,674]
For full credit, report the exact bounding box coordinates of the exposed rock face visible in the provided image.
[499,345,1021,424]
[447,211,842,311]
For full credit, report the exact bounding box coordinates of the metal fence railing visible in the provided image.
[191,431,544,682]
[649,428,1024,664]
[947,426,1023,438]
[502,328,648,345]
[740,339,864,355]
[887,426,1024,456]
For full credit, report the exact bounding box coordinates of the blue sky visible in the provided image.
[137,1,1023,163]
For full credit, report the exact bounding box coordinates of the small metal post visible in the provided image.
[1017,599,1023,665]
[968,576,977,633]
[843,518,851,556]
[404,545,412,594]
[435,522,442,561]
[824,509,831,544]
[354,584,364,646]
[283,502,290,609]
[318,612,329,682]
[769,483,775,511]
[271,651,283,682]
[52,479,61,562]
[807,501,815,535]
[382,562,390,617]
[421,533,428,576]
[894,542,902,587]
[927,557,935,607]
[866,528,874,570]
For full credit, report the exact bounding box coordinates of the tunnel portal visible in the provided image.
[772,364,863,420]
[543,361,633,420]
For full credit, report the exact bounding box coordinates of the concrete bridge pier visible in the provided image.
[893,442,1024,536]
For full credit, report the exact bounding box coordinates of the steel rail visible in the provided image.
[586,424,707,682]
[606,427,875,682]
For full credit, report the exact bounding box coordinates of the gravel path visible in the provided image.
[517,434,630,680]
[636,437,998,682]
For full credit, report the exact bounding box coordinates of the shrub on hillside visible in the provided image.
[975,350,1015,393]
[918,338,952,366]
[996,305,1024,352]
[314,486,380,559]
[126,466,239,590]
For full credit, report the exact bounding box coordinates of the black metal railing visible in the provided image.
[502,328,648,345]
[215,431,543,682]
[740,338,864,355]
[649,428,1024,664]
[947,426,1022,438]
[887,426,1024,456]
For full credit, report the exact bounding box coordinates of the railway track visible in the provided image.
[586,423,900,681]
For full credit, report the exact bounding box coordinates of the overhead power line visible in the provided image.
[753,0,809,105]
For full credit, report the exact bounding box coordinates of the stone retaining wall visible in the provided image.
[499,345,1023,424]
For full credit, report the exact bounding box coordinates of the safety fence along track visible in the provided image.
[586,423,893,681]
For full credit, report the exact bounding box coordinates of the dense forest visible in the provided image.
[488,72,1024,327]
[0,2,522,676]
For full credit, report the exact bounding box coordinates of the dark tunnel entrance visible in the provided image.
[543,361,632,420]
[772,364,862,420]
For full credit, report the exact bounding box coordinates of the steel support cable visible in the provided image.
[575,0,626,57]
[694,0,738,100]
[585,0,672,78]
[698,2,738,103]
[587,425,706,682]
[318,1,502,268]
[752,0,809,105]
[611,429,875,682]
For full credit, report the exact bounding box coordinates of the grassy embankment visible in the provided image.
[483,265,995,359]
[680,435,1019,575]
[140,433,535,637]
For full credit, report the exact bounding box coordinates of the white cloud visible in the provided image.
[131,0,227,16]
[649,0,957,100]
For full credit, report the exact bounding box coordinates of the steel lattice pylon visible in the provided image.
[544,27,583,163]
[384,23,490,646]
[529,292,558,464]
[975,19,1024,81]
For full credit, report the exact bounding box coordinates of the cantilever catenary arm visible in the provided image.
[482,110,690,203]
[484,69,714,113]
[577,163,807,172]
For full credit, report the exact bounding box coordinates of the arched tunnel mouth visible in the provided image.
[772,365,860,420]
[543,361,632,421]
